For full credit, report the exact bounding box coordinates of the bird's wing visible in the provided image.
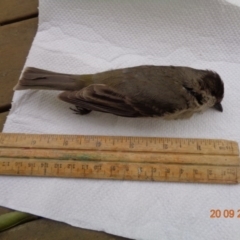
[58,84,156,117]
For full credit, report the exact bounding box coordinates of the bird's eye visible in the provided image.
[211,90,216,96]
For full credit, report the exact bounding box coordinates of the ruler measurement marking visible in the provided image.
[0,159,238,183]
[0,133,239,183]
[0,133,237,148]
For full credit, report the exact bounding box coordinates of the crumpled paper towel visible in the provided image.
[1,0,240,239]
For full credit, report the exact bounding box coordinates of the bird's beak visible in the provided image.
[214,102,223,112]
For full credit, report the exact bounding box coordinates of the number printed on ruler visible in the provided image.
[210,209,240,218]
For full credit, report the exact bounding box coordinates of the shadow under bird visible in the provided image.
[14,65,224,119]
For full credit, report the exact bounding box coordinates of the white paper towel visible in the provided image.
[1,0,240,239]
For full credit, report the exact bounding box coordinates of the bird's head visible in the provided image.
[202,71,224,112]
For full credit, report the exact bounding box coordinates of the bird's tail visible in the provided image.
[14,67,86,91]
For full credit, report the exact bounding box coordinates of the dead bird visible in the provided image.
[14,65,224,119]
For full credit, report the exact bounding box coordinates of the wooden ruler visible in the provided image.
[0,133,239,184]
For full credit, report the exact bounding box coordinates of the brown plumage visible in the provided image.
[14,65,224,119]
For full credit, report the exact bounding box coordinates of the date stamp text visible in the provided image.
[210,209,240,218]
